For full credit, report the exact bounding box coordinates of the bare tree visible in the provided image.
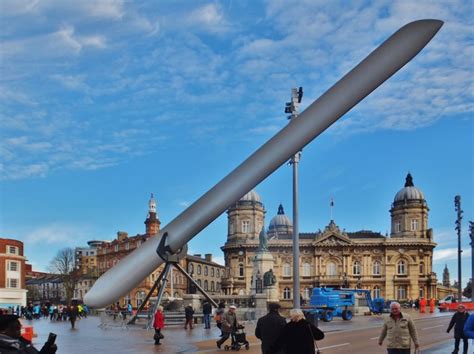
[49,247,79,304]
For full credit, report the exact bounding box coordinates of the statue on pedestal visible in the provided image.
[258,226,268,251]
[263,269,276,287]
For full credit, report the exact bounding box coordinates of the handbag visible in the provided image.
[153,332,164,340]
[307,322,322,354]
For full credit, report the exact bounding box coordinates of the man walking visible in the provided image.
[202,300,212,329]
[184,304,194,330]
[379,301,419,354]
[255,303,286,354]
[216,305,239,349]
[447,304,469,354]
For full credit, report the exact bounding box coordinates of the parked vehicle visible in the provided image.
[438,295,474,312]
[303,287,384,322]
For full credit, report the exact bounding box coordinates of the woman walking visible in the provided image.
[272,309,324,354]
[153,306,165,345]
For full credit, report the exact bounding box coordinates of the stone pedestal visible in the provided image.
[265,285,279,302]
[251,251,274,295]
[183,294,202,311]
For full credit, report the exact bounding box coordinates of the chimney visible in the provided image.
[193,254,202,258]
[205,254,212,262]
[117,231,128,242]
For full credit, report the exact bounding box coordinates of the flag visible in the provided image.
[330,197,334,207]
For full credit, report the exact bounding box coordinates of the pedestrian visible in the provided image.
[447,304,469,354]
[378,301,419,354]
[429,298,435,313]
[184,304,194,330]
[255,302,287,354]
[69,304,78,329]
[127,301,133,316]
[271,309,324,354]
[464,313,474,338]
[419,297,427,313]
[153,306,165,345]
[216,305,240,349]
[0,314,57,353]
[202,300,212,329]
[215,303,225,336]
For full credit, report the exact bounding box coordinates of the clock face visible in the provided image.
[238,251,244,256]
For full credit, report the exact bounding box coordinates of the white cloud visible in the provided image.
[185,4,230,34]
[434,248,472,262]
[26,224,81,245]
[84,0,124,20]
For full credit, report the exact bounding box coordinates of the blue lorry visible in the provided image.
[304,287,385,322]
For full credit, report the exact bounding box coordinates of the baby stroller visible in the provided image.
[224,326,249,351]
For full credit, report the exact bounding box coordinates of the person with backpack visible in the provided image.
[215,303,225,336]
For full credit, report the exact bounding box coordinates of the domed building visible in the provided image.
[221,174,438,305]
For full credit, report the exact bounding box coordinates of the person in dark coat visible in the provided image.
[447,304,469,354]
[272,309,324,354]
[0,315,57,354]
[184,304,194,329]
[68,305,78,329]
[255,303,287,354]
[202,300,212,329]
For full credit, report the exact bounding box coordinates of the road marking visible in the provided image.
[422,324,443,330]
[318,343,350,350]
[370,336,379,340]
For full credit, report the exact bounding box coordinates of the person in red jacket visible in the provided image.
[153,306,165,345]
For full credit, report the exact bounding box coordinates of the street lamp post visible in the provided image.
[455,195,463,302]
[286,87,303,309]
[469,221,474,300]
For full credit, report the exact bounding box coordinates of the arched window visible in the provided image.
[211,281,215,291]
[353,261,361,275]
[397,285,407,300]
[238,289,245,295]
[395,220,401,232]
[197,265,202,275]
[397,260,407,275]
[211,268,215,277]
[239,264,244,277]
[304,288,311,300]
[373,286,381,299]
[204,280,208,291]
[302,263,311,276]
[174,291,180,298]
[204,266,208,276]
[326,262,337,277]
[216,269,220,278]
[197,279,202,287]
[136,291,146,308]
[283,287,291,300]
[419,262,424,274]
[373,261,381,275]
[283,263,291,277]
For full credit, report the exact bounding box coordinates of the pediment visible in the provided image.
[314,233,352,246]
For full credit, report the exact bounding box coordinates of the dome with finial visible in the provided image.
[239,189,262,203]
[394,173,425,203]
[268,204,293,231]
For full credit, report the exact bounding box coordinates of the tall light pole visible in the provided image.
[286,87,303,308]
[455,195,463,301]
[469,221,474,300]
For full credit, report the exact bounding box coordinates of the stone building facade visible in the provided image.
[185,254,226,295]
[221,174,438,306]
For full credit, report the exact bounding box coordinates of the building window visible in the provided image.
[211,281,215,291]
[125,243,129,250]
[216,269,220,278]
[373,286,381,299]
[197,265,202,275]
[304,288,311,300]
[353,261,361,275]
[114,245,119,252]
[197,279,202,287]
[7,246,18,255]
[7,278,19,288]
[397,285,407,300]
[239,264,244,277]
[8,261,19,272]
[283,287,291,300]
[326,262,337,277]
[373,261,381,275]
[204,280,208,291]
[282,263,291,277]
[302,263,311,276]
[419,288,424,298]
[242,220,250,233]
[411,219,419,231]
[211,268,215,277]
[397,260,407,275]
[419,262,424,274]
[204,266,208,276]
[395,220,401,233]
[188,263,194,274]
[136,240,142,247]
[136,291,146,307]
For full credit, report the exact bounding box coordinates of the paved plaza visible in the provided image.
[20,309,463,354]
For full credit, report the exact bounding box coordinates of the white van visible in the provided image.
[438,295,470,304]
